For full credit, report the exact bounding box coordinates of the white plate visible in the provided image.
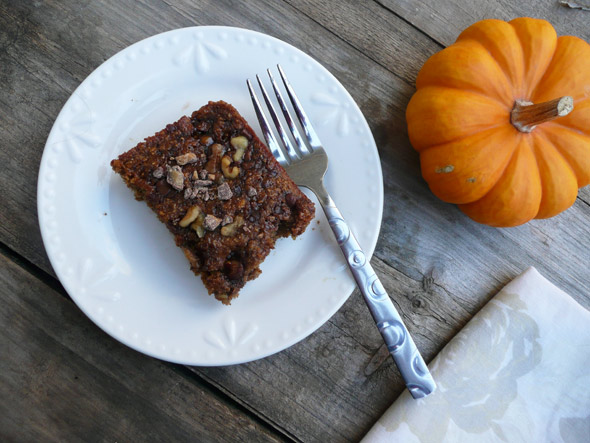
[38,26,383,365]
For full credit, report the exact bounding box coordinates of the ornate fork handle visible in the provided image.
[248,65,435,398]
[316,184,436,399]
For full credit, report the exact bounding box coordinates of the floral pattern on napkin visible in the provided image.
[363,267,590,443]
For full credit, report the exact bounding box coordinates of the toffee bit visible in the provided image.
[184,187,194,199]
[152,167,164,179]
[194,179,213,187]
[166,165,184,191]
[218,182,233,200]
[203,214,222,231]
[176,152,198,165]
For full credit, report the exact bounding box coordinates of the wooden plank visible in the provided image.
[377,0,590,47]
[0,251,286,442]
[1,0,589,441]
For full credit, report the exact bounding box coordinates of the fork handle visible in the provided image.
[318,189,436,399]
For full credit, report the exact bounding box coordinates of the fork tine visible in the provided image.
[255,74,300,162]
[247,79,287,166]
[266,69,310,156]
[277,64,322,151]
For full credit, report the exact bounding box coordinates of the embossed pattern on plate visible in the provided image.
[37,26,384,365]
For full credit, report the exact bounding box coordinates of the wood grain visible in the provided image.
[0,251,285,442]
[1,0,589,441]
[378,0,590,47]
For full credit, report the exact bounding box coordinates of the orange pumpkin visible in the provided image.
[406,18,590,227]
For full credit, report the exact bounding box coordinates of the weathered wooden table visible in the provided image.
[2,1,589,441]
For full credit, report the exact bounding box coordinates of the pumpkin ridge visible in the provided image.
[531,36,590,104]
[458,36,518,99]
[456,19,526,96]
[453,130,523,203]
[419,122,510,153]
[437,84,511,109]
[509,18,558,99]
[533,130,578,180]
[536,125,590,187]
[459,138,542,226]
[528,138,543,220]
[542,121,589,138]
[530,133,579,218]
[406,86,509,151]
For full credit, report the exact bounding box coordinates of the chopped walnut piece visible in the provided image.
[231,136,248,162]
[179,205,202,227]
[176,152,198,165]
[204,214,222,231]
[166,165,184,191]
[191,222,205,238]
[199,170,209,180]
[190,212,206,238]
[218,182,233,200]
[221,156,239,179]
[220,216,244,237]
[247,187,257,198]
[230,136,249,150]
[152,167,164,178]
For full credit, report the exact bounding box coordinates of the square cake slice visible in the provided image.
[111,101,315,304]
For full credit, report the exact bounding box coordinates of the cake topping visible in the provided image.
[222,215,233,226]
[194,179,213,187]
[176,152,198,165]
[218,182,233,200]
[220,215,244,237]
[200,135,213,146]
[221,156,239,179]
[205,143,225,173]
[179,205,202,227]
[166,165,184,191]
[199,170,209,180]
[204,214,222,231]
[152,167,164,178]
[184,188,194,200]
[230,136,248,162]
[247,187,257,198]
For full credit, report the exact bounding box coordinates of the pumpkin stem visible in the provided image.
[511,96,574,133]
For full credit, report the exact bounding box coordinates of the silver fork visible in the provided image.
[247,65,436,399]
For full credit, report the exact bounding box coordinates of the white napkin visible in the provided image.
[363,267,590,443]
